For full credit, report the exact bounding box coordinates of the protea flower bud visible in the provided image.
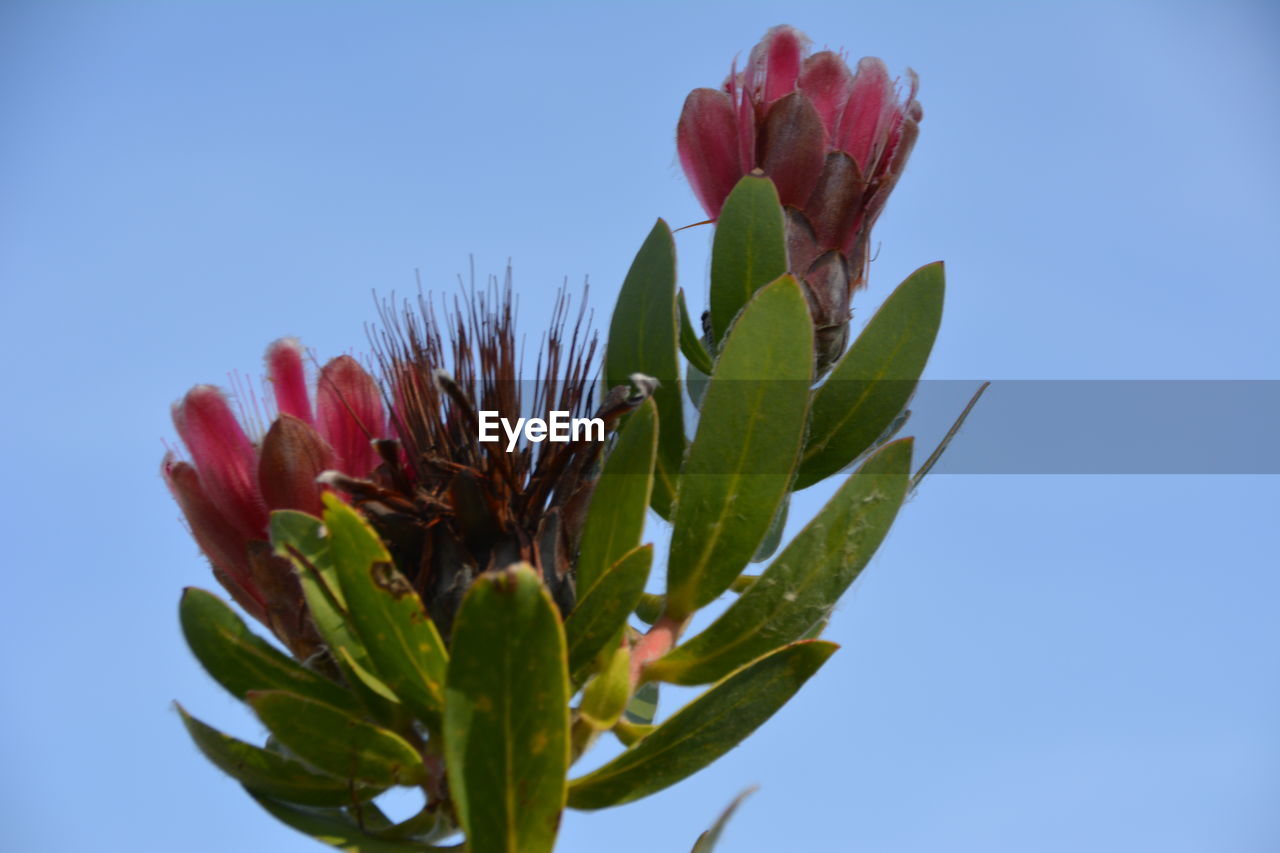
[163,340,387,657]
[677,24,921,371]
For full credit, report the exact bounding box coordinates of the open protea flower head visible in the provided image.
[165,274,641,652]
[678,24,922,371]
[351,275,643,637]
[164,340,388,657]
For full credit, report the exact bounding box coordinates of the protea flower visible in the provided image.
[165,275,641,653]
[677,24,922,371]
[342,277,644,637]
[163,339,388,657]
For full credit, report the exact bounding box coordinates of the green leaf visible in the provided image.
[647,439,912,685]
[568,640,836,810]
[691,787,758,853]
[177,704,383,806]
[796,261,944,489]
[249,794,459,853]
[248,690,427,787]
[678,289,715,375]
[665,276,813,619]
[179,587,360,714]
[270,510,375,674]
[333,646,409,731]
[604,219,684,517]
[565,544,652,684]
[323,496,449,731]
[444,564,570,853]
[575,397,657,596]
[579,641,632,730]
[709,175,788,346]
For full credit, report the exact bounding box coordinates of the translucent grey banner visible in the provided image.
[420,379,1279,474]
[864,380,1280,475]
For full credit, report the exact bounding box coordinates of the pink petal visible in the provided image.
[258,414,336,515]
[316,355,387,478]
[163,454,266,617]
[759,91,827,208]
[265,338,313,424]
[677,87,745,218]
[799,51,856,139]
[173,385,267,540]
[760,26,805,104]
[836,57,893,173]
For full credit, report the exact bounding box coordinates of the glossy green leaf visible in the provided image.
[604,219,684,517]
[678,289,715,374]
[579,641,632,730]
[691,787,757,853]
[270,510,375,674]
[177,704,382,806]
[575,398,657,596]
[566,544,652,684]
[248,690,426,787]
[323,495,449,730]
[648,439,911,685]
[796,262,944,489]
[568,640,837,810]
[665,276,813,620]
[249,794,459,853]
[709,175,788,346]
[444,565,569,853]
[179,587,359,714]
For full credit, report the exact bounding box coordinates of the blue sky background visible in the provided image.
[3,1,1278,851]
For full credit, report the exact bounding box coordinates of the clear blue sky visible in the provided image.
[3,2,1277,851]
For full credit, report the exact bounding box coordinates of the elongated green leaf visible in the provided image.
[177,704,382,806]
[270,510,376,676]
[666,276,813,619]
[709,175,788,346]
[179,587,360,714]
[691,787,758,853]
[248,690,426,787]
[604,219,684,517]
[323,496,449,730]
[568,640,836,809]
[250,794,459,852]
[678,289,715,374]
[566,544,652,683]
[648,439,912,685]
[575,398,657,596]
[796,262,944,489]
[444,565,569,853]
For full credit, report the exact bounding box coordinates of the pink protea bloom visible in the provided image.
[163,339,387,655]
[677,24,922,370]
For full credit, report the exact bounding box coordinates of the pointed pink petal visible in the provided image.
[258,414,336,514]
[173,385,267,540]
[316,355,386,478]
[836,57,893,173]
[760,25,805,104]
[265,338,313,424]
[759,92,826,208]
[162,454,266,616]
[799,51,856,139]
[677,87,744,218]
